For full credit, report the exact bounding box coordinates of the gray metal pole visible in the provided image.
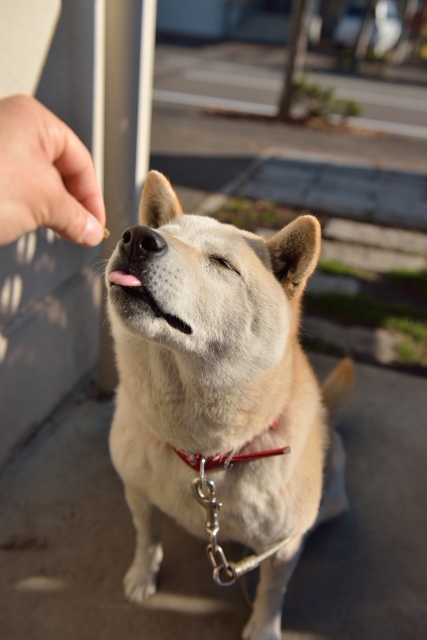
[98,0,144,395]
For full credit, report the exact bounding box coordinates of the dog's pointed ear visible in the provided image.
[139,170,184,228]
[266,215,321,297]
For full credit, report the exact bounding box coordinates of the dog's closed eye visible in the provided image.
[209,256,241,276]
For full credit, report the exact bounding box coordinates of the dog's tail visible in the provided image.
[321,357,355,414]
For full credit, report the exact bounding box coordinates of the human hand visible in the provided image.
[0,94,106,246]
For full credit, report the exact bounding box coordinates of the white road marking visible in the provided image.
[348,116,427,138]
[153,88,277,115]
[183,68,427,112]
[153,88,427,139]
[184,68,281,91]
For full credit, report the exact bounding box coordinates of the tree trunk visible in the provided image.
[278,0,312,120]
[394,0,419,64]
[353,0,377,64]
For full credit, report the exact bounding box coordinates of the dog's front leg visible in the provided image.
[242,535,304,640]
[123,486,163,603]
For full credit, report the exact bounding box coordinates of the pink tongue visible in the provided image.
[109,270,143,287]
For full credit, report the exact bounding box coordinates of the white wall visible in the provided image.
[0,0,61,97]
[0,0,101,466]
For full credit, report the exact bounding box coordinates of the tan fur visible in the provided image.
[106,171,350,640]
[322,357,355,413]
[138,170,183,228]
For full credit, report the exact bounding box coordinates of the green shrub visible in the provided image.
[292,77,362,120]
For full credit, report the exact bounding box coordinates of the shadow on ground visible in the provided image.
[149,154,253,192]
[0,355,426,639]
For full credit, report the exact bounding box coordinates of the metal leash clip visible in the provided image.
[192,455,293,587]
[192,456,236,586]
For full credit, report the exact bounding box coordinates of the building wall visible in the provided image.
[157,0,249,38]
[0,0,102,466]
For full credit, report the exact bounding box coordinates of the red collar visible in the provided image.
[170,417,290,472]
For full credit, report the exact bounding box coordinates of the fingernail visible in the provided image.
[80,215,104,246]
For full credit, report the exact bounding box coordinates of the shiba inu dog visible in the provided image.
[106,170,352,640]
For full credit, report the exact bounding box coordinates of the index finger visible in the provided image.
[39,103,106,227]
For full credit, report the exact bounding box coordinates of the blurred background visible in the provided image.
[0,2,426,639]
[150,0,427,381]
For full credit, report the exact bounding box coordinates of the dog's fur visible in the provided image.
[106,171,353,640]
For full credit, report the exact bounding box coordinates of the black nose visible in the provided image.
[121,225,167,261]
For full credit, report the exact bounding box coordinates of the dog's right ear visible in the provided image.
[139,170,183,228]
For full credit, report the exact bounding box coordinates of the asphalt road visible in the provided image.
[154,44,427,139]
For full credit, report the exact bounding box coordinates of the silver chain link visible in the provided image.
[192,456,293,587]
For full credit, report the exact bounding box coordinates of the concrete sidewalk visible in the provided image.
[3,48,427,639]
[232,149,427,232]
[1,355,426,640]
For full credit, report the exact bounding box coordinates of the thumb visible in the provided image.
[45,177,105,245]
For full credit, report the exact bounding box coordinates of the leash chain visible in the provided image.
[192,456,293,587]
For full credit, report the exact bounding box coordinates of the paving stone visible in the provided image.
[377,170,427,189]
[255,227,276,240]
[240,182,307,206]
[195,192,228,216]
[321,239,427,273]
[303,316,398,363]
[316,172,376,191]
[265,158,323,177]
[374,209,427,232]
[250,171,316,193]
[307,272,361,296]
[235,155,427,231]
[305,190,374,217]
[323,219,427,256]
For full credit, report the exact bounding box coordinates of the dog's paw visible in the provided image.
[242,617,282,640]
[123,564,157,603]
[123,543,163,604]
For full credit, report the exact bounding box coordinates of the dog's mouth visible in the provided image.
[109,270,192,335]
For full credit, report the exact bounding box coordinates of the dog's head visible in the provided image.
[106,171,320,381]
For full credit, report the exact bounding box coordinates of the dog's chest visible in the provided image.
[110,415,295,549]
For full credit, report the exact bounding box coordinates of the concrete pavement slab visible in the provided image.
[304,319,398,364]
[1,355,426,639]
[306,273,361,297]
[240,182,309,208]
[232,152,427,232]
[304,191,375,218]
[321,239,427,273]
[323,219,427,256]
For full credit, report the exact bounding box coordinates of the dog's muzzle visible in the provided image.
[108,225,193,335]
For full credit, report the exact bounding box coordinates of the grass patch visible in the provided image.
[304,292,427,326]
[301,336,345,358]
[385,317,427,341]
[385,317,427,366]
[387,269,427,298]
[306,292,427,366]
[262,211,277,224]
[317,259,372,281]
[215,198,303,233]
[228,198,250,213]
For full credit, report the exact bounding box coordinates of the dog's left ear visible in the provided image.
[139,170,183,228]
[266,215,321,297]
